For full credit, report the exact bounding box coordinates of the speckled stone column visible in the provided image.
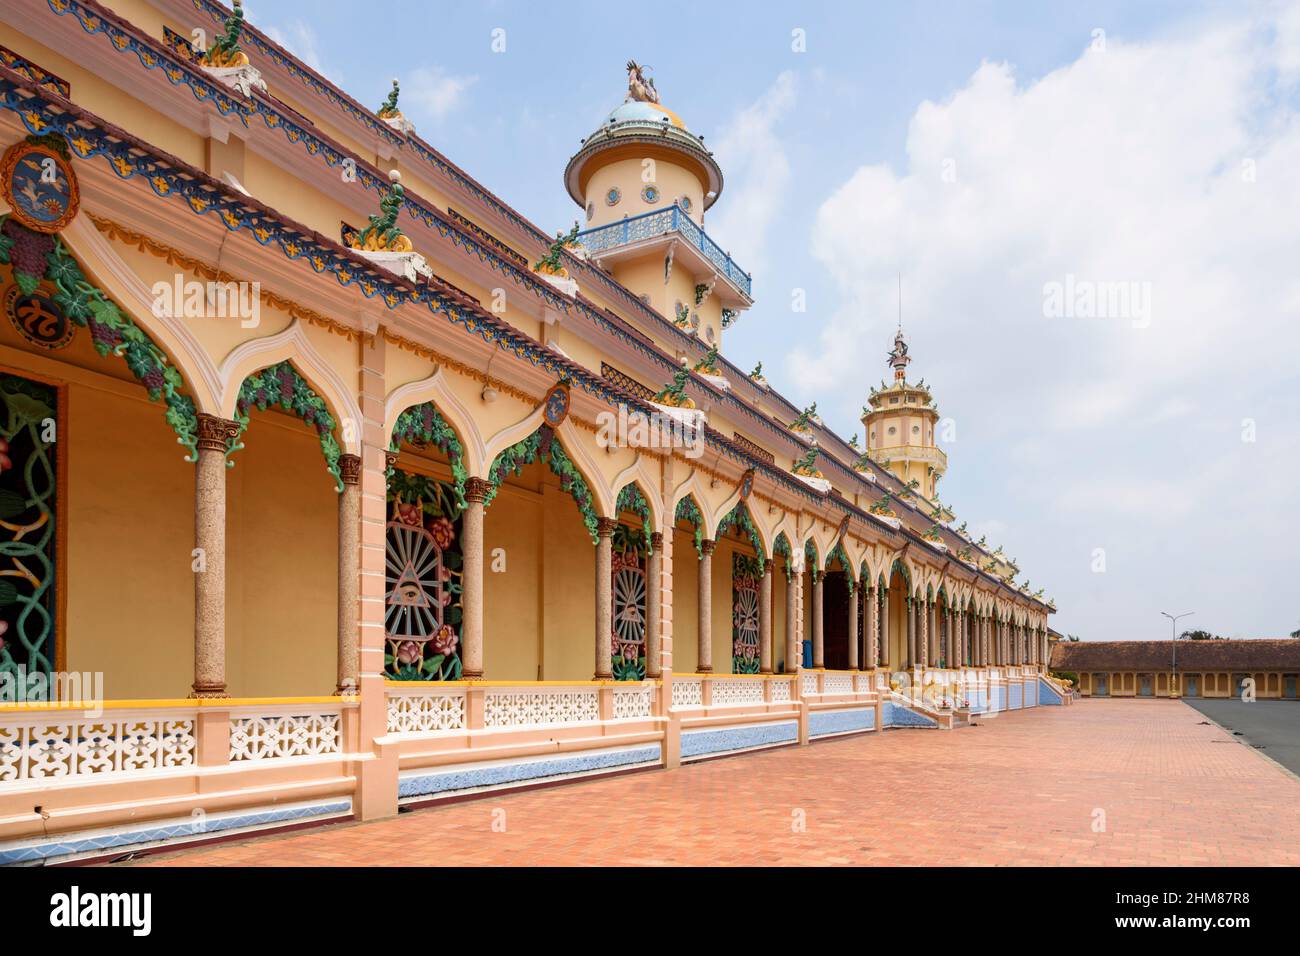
[759,558,773,674]
[785,564,798,670]
[811,570,824,670]
[191,413,239,698]
[918,597,929,669]
[905,596,915,668]
[867,586,879,669]
[697,538,715,673]
[594,518,617,680]
[336,454,362,694]
[646,532,663,678]
[461,477,491,680]
[847,579,859,670]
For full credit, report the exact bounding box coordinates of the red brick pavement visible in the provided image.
[129,700,1300,866]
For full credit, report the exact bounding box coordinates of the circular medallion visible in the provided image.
[4,283,73,350]
[1,141,79,234]
[543,380,571,428]
[585,201,594,222]
[605,186,621,206]
[641,184,660,204]
[680,195,692,212]
[738,468,755,502]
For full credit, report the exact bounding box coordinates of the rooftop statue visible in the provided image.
[352,170,413,253]
[203,0,249,68]
[625,60,660,104]
[654,363,696,409]
[378,78,402,119]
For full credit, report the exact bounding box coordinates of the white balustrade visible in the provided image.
[0,711,196,782]
[770,678,793,703]
[823,674,854,696]
[229,710,342,762]
[612,685,654,719]
[670,677,703,709]
[801,673,819,695]
[710,678,765,706]
[482,687,600,728]
[386,689,467,734]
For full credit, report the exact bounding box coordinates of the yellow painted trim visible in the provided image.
[383,680,661,688]
[0,695,353,713]
[670,672,789,679]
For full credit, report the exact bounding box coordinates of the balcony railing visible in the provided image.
[576,205,752,298]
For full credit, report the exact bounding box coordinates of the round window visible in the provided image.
[680,195,693,212]
[641,184,660,203]
[605,187,621,206]
[585,202,594,222]
[888,426,897,436]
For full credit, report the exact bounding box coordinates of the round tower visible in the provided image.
[862,329,949,505]
[565,62,751,345]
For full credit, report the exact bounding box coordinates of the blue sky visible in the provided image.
[249,1,1300,643]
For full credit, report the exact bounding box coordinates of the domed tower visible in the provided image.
[862,329,949,507]
[566,62,752,346]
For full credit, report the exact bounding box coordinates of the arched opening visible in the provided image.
[671,492,705,672]
[1,220,198,698]
[772,531,794,673]
[716,501,764,674]
[822,543,853,670]
[385,400,470,682]
[611,481,654,680]
[887,560,911,671]
[225,359,341,696]
[483,424,601,680]
[802,539,820,670]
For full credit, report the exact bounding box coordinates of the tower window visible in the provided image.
[586,202,594,222]
[641,185,660,203]
[680,195,693,212]
[606,187,621,206]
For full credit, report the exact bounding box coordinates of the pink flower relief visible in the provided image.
[431,625,458,657]
[396,640,422,666]
[427,517,455,550]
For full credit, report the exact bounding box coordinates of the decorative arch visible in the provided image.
[385,368,485,479]
[614,479,655,554]
[772,530,793,574]
[228,359,345,490]
[2,217,202,458]
[804,538,821,576]
[673,492,706,557]
[610,456,666,534]
[826,540,854,593]
[217,319,362,455]
[716,500,766,561]
[485,423,600,542]
[389,399,469,505]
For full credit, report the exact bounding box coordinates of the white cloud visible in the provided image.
[793,11,1300,639]
[708,71,798,277]
[405,66,478,122]
[262,20,340,83]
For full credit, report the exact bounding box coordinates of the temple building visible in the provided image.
[0,0,1062,863]
[1051,640,1300,699]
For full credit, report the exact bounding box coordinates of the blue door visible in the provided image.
[1094,673,1108,696]
[1185,674,1199,697]
[1139,674,1153,697]
[1234,673,1249,698]
[1285,675,1297,700]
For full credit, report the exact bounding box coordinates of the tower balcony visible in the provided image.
[575,204,753,304]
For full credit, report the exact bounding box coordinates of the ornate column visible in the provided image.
[811,569,824,669]
[759,559,773,674]
[905,595,916,668]
[847,579,859,670]
[457,477,491,680]
[785,563,798,670]
[192,413,239,698]
[697,538,715,672]
[594,518,617,679]
[336,454,362,693]
[921,598,930,667]
[646,532,663,678]
[865,586,877,669]
[878,586,889,668]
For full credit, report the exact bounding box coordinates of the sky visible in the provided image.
[246,0,1300,643]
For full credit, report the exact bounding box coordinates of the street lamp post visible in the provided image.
[1161,610,1194,697]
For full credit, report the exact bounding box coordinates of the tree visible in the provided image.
[1180,629,1219,641]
